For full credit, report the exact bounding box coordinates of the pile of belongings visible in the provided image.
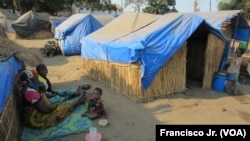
[41,40,62,57]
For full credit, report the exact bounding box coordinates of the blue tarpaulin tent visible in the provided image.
[54,14,103,56]
[80,11,249,90]
[0,56,23,114]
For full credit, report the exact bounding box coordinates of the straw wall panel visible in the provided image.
[15,30,53,39]
[0,94,22,141]
[203,33,226,88]
[82,44,187,102]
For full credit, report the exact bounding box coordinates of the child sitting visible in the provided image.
[81,87,105,120]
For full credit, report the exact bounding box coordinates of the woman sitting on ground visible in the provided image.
[36,63,89,104]
[19,69,85,129]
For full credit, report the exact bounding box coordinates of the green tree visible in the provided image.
[218,0,250,18]
[13,0,73,15]
[124,0,147,12]
[74,0,116,11]
[143,0,177,14]
[0,0,116,15]
[33,0,71,14]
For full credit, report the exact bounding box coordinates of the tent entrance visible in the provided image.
[186,26,209,88]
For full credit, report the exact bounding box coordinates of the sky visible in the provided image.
[111,0,221,12]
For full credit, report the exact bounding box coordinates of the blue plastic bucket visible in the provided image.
[212,72,227,92]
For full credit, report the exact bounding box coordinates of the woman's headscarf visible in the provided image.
[20,69,42,90]
[20,70,37,83]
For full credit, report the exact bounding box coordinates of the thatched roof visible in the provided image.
[0,37,43,67]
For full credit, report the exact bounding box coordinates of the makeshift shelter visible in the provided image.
[12,10,52,39]
[0,56,23,141]
[80,11,249,102]
[54,13,103,56]
[0,36,43,140]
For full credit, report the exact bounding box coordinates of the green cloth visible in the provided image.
[21,98,92,141]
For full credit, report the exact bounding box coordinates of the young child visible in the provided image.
[36,64,86,104]
[81,87,105,120]
[226,47,244,94]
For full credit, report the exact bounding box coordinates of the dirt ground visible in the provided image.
[8,33,250,141]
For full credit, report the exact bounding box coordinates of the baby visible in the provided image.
[81,87,105,119]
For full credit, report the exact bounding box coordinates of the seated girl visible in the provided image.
[36,63,90,104]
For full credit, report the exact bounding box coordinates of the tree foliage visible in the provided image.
[83,0,117,11]
[124,0,147,12]
[0,0,15,13]
[143,0,177,14]
[218,0,250,18]
[0,0,116,16]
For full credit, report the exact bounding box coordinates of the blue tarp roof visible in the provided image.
[195,11,250,71]
[0,56,23,114]
[54,14,103,56]
[80,11,249,89]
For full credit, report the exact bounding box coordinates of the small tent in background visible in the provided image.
[54,13,103,56]
[80,11,249,102]
[12,10,52,39]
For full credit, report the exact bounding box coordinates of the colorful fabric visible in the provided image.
[22,86,74,129]
[24,88,41,104]
[38,75,49,89]
[49,88,77,104]
[21,98,92,141]
[20,70,36,82]
[23,101,73,129]
[92,104,104,117]
[23,88,73,129]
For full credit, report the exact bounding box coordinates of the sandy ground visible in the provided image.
[8,33,250,141]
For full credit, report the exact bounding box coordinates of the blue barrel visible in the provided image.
[212,72,227,92]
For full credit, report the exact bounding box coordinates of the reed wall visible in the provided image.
[82,44,187,102]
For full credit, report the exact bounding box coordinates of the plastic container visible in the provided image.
[212,72,227,92]
[85,132,102,141]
